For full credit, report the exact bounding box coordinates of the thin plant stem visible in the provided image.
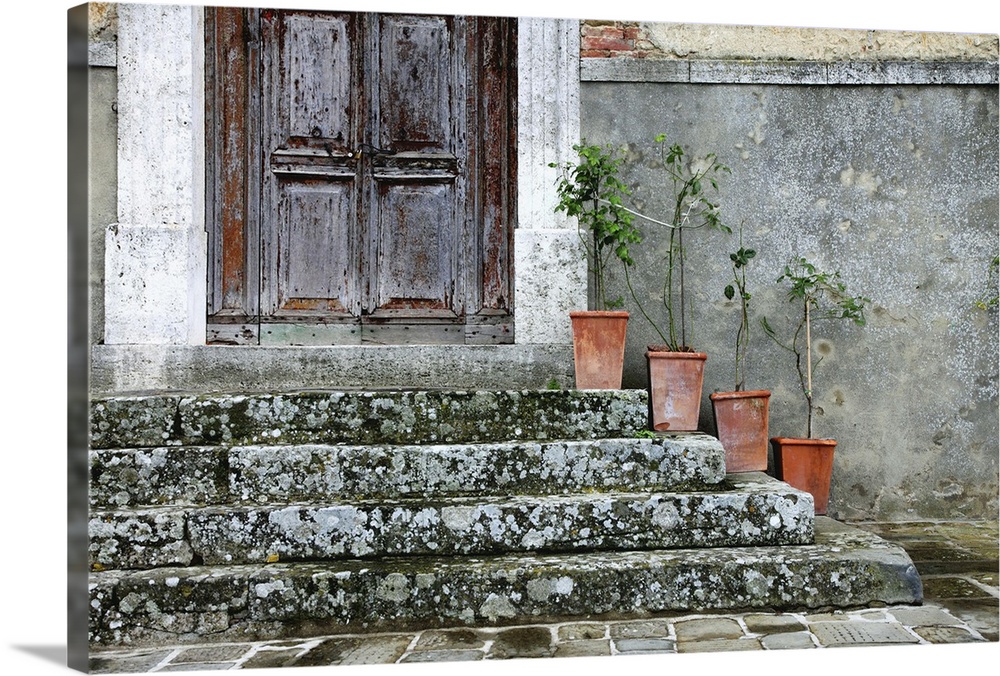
[805,299,813,439]
[679,228,687,349]
[624,264,668,346]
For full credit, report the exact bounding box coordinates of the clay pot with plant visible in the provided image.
[761,257,870,514]
[625,135,730,430]
[709,223,771,472]
[551,143,641,389]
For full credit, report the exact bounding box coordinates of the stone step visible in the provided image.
[90,389,648,450]
[89,434,726,509]
[89,473,813,571]
[88,517,922,648]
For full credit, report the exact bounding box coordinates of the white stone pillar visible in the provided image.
[514,18,587,345]
[105,3,206,345]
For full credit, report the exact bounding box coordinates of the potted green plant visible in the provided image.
[709,223,771,471]
[551,143,641,389]
[627,135,730,429]
[761,257,869,514]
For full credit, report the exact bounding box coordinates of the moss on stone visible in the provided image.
[89,520,921,647]
[91,390,649,449]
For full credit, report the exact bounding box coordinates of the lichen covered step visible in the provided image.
[89,435,727,509]
[88,517,921,648]
[232,435,726,503]
[89,389,648,449]
[89,473,813,570]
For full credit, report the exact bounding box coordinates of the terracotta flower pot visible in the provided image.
[646,350,707,431]
[710,390,771,472]
[569,311,629,389]
[771,436,837,515]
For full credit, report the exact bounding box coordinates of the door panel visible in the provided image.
[286,13,353,143]
[376,182,456,311]
[378,15,453,150]
[368,14,463,315]
[278,180,355,313]
[262,10,362,321]
[206,8,516,345]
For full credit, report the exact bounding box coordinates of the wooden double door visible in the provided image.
[206,8,516,345]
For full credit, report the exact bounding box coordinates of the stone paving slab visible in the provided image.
[88,601,990,673]
[673,617,743,641]
[912,626,983,643]
[558,622,606,640]
[853,520,999,575]
[760,631,816,650]
[292,635,412,667]
[853,521,999,643]
[490,626,555,659]
[743,613,807,634]
[808,620,920,646]
[922,575,994,598]
[400,649,485,662]
[676,637,763,652]
[937,599,1000,642]
[614,638,676,653]
[554,639,612,657]
[414,628,487,650]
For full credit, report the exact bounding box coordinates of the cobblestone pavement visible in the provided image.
[88,521,998,673]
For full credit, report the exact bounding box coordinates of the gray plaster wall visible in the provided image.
[581,75,999,522]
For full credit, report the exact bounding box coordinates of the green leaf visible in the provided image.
[724,285,735,300]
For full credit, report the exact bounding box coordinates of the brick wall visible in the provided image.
[580,21,660,58]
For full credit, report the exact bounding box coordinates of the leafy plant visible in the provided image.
[723,222,756,391]
[550,144,641,311]
[974,255,999,311]
[627,135,731,351]
[761,257,870,438]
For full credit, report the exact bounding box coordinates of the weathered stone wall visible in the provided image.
[582,20,999,61]
[580,23,999,522]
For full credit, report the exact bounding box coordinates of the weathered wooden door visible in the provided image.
[206,8,516,345]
